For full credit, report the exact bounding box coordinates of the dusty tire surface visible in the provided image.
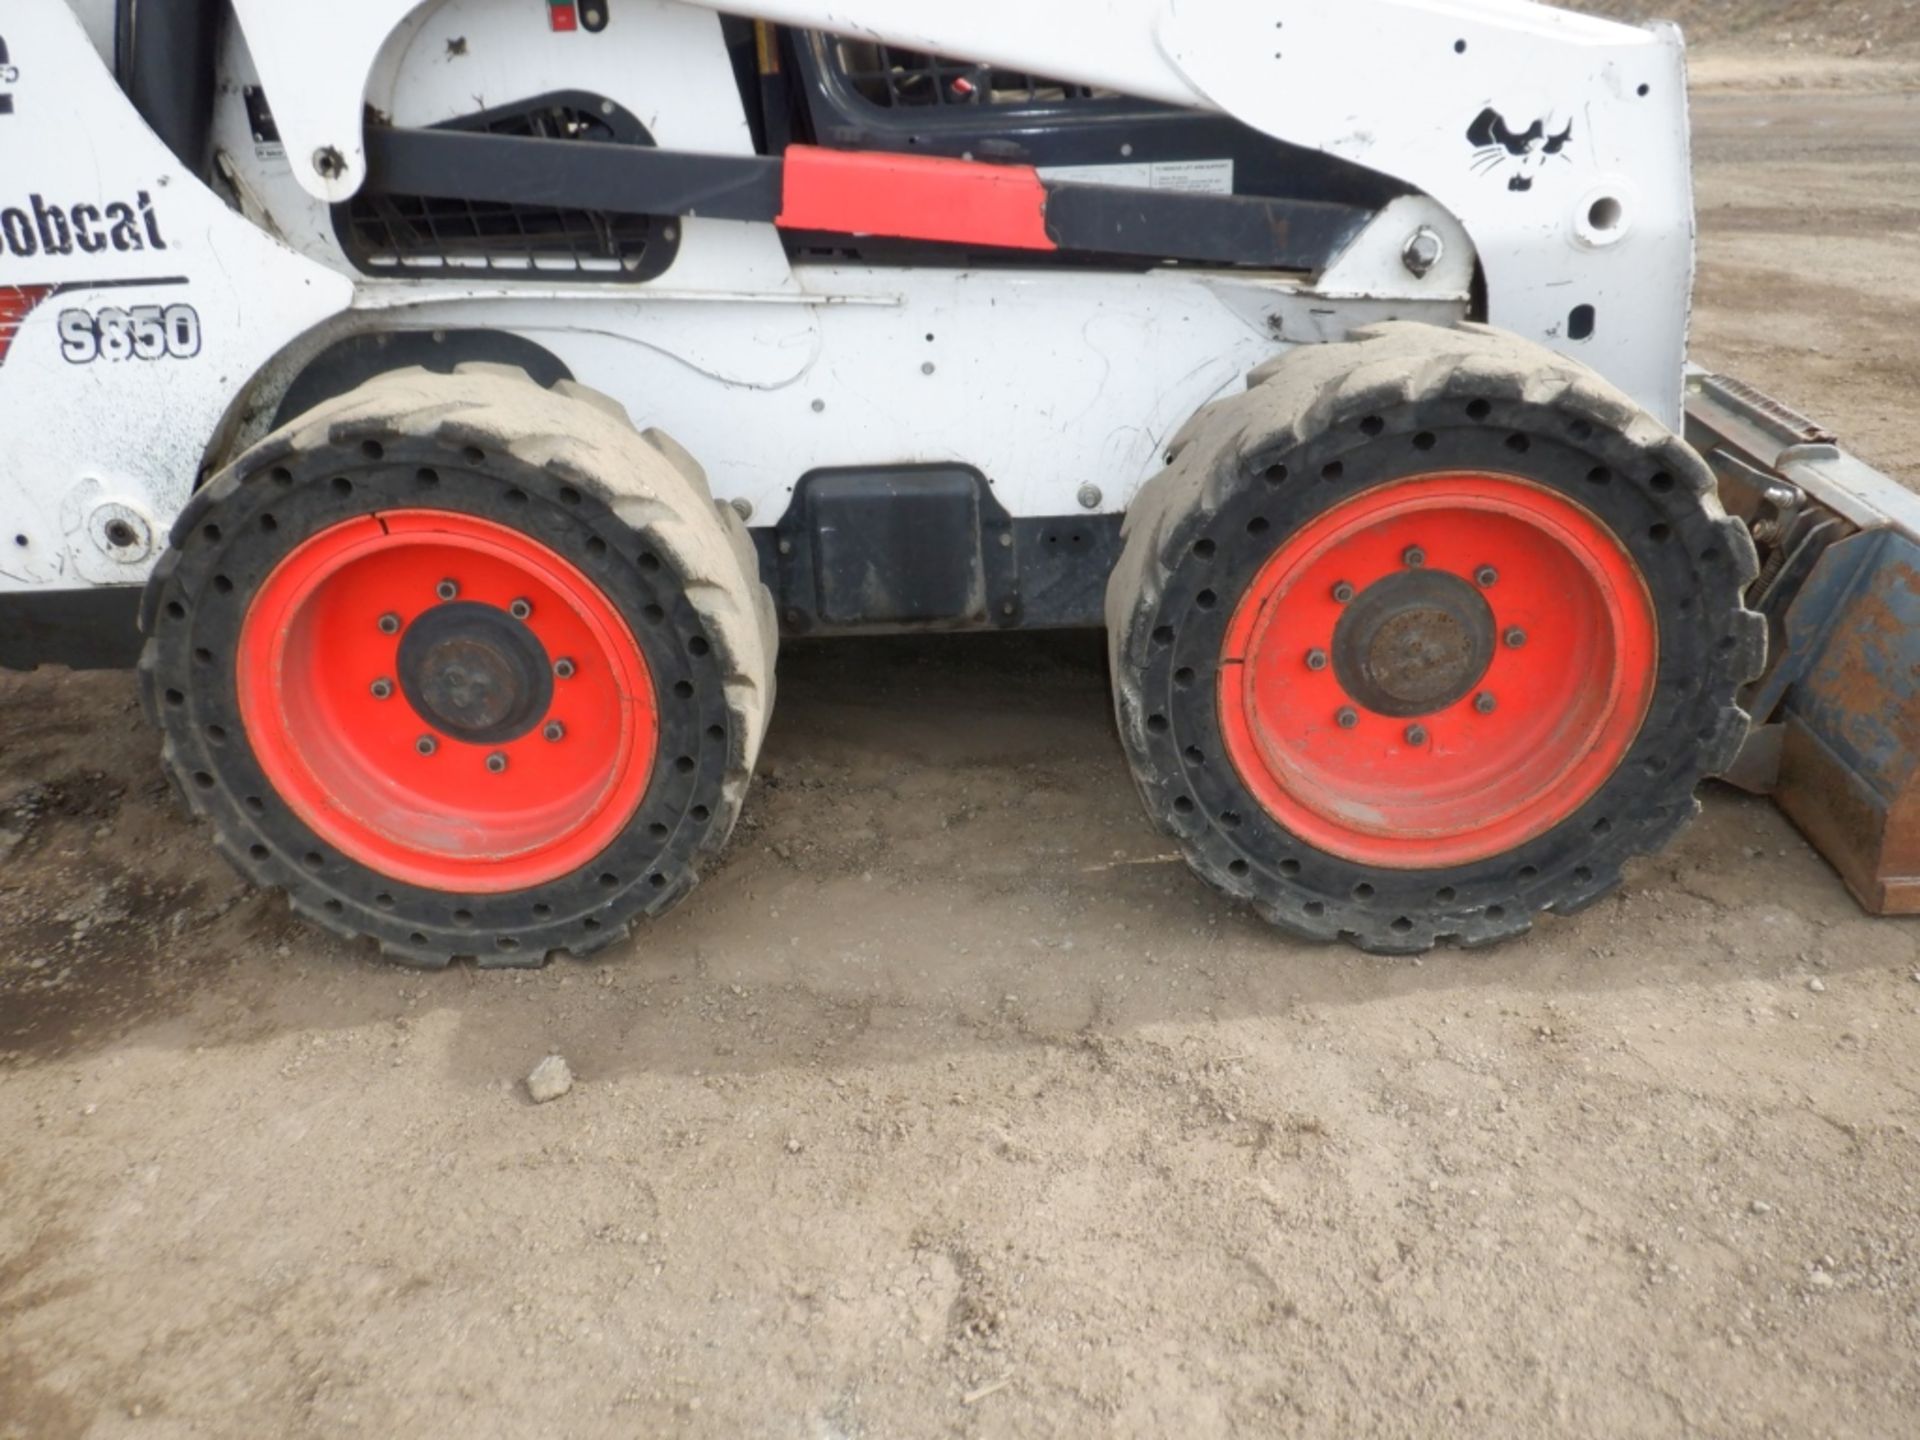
[138,365,776,966]
[1108,322,1767,953]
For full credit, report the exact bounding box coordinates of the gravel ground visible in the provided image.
[1582,1,1920,54]
[4,51,1920,1440]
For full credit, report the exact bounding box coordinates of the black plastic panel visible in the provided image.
[0,586,144,672]
[806,468,987,626]
[754,466,1124,635]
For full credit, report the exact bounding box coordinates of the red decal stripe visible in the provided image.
[0,284,54,369]
[776,145,1054,251]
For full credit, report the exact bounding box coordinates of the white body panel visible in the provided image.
[227,0,1696,423]
[3,0,1691,601]
[0,4,351,595]
[355,268,1451,526]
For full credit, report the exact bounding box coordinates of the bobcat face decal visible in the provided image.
[1467,107,1574,192]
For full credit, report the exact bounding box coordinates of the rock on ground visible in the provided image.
[526,1054,573,1104]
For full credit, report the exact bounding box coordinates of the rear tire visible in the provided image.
[1107,323,1765,953]
[139,365,776,967]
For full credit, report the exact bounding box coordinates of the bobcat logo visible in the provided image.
[1467,107,1574,191]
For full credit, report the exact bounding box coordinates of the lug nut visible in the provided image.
[415,735,438,756]
[1403,546,1427,569]
[1405,724,1428,746]
[378,612,402,635]
[1475,565,1499,588]
[486,752,508,774]
[1504,627,1528,648]
[553,657,577,679]
[370,678,394,700]
[436,579,459,602]
[1336,707,1359,730]
[1332,581,1355,604]
[543,721,565,743]
[1306,649,1329,672]
[509,598,533,621]
[1474,691,1498,715]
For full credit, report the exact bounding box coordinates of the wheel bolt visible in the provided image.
[543,721,565,743]
[1306,649,1329,672]
[1504,627,1528,648]
[378,612,402,635]
[509,598,533,621]
[370,678,394,700]
[436,579,459,602]
[1474,691,1498,715]
[554,657,577,679]
[1336,707,1358,730]
[1405,724,1428,746]
[1332,581,1355,604]
[1403,546,1427,569]
[1475,565,1499,588]
[416,735,438,756]
[486,752,508,774]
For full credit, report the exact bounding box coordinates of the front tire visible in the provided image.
[1106,324,1765,953]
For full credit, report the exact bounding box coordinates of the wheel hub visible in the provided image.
[397,602,553,744]
[1332,570,1494,718]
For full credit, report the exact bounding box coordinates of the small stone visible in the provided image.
[1750,1199,1772,1215]
[785,1137,803,1154]
[1807,977,1827,993]
[526,1054,574,1104]
[1808,1268,1834,1290]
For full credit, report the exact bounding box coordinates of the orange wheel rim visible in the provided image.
[238,510,657,893]
[1217,472,1657,868]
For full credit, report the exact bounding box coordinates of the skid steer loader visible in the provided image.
[2,0,1914,964]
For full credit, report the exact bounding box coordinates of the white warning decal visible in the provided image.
[1038,158,1236,196]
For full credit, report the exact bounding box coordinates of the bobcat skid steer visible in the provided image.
[2,0,1914,965]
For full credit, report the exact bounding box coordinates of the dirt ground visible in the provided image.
[6,51,1920,1440]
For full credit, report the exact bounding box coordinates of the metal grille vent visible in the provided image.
[337,93,679,284]
[832,40,1110,109]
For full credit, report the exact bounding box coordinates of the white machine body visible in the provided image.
[1,0,1694,598]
